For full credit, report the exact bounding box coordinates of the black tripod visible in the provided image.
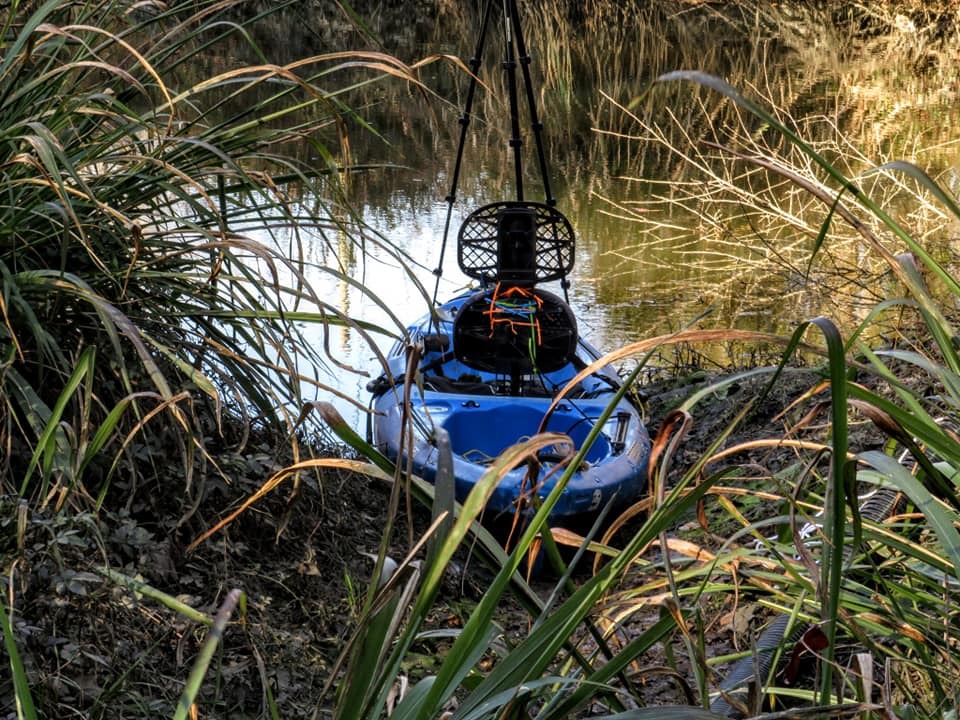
[431,0,563,308]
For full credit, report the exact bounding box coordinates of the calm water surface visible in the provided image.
[272,5,960,425]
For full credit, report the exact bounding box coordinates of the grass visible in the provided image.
[4,1,960,718]
[319,16,960,720]
[0,0,425,715]
[597,71,960,716]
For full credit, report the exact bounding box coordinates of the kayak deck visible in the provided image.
[369,292,651,524]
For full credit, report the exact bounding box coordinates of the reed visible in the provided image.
[402,0,958,187]
[0,0,420,715]
[0,0,428,506]
[316,43,960,720]
[590,80,958,354]
[610,69,960,715]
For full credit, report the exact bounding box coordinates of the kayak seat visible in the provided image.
[452,286,578,377]
[458,201,575,286]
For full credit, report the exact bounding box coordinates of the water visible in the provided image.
[253,3,960,428]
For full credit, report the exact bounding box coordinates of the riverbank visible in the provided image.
[5,361,868,716]
[3,0,957,716]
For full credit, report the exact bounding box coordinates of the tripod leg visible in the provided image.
[502,0,525,201]
[509,0,555,209]
[432,0,497,308]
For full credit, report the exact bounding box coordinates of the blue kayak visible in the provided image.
[369,288,651,526]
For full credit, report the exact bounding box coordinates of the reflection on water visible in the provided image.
[255,2,960,422]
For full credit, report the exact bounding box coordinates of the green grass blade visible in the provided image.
[601,709,729,720]
[806,186,848,279]
[79,392,165,485]
[317,400,396,476]
[172,588,244,720]
[96,566,213,626]
[858,450,960,582]
[655,70,959,332]
[871,160,960,281]
[892,252,960,375]
[450,471,721,720]
[537,613,680,720]
[335,435,565,719]
[0,598,37,720]
[847,381,960,478]
[19,345,96,495]
[452,678,583,720]
[336,561,425,720]
[807,316,850,706]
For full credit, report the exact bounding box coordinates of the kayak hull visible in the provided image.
[370,292,651,526]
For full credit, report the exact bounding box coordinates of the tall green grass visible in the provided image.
[0,0,421,715]
[321,382,732,719]
[623,71,960,716]
[315,67,960,720]
[0,0,424,504]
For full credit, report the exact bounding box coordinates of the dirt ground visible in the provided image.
[1,364,876,719]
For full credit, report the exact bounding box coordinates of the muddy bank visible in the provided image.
[4,362,875,717]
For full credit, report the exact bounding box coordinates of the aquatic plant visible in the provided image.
[583,70,960,716]
[0,0,421,714]
[0,0,427,506]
